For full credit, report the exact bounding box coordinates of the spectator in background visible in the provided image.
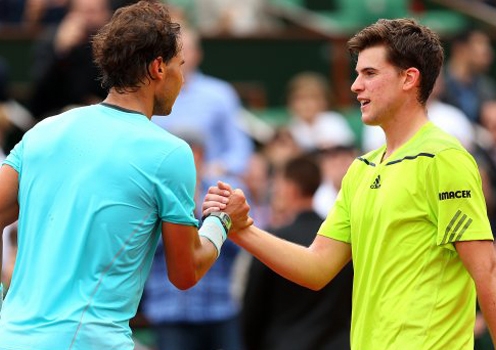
[141,129,244,350]
[22,0,68,26]
[242,155,353,350]
[28,0,112,120]
[0,57,36,154]
[478,100,496,168]
[285,71,355,153]
[21,0,135,26]
[241,151,273,230]
[440,27,496,124]
[476,100,496,223]
[194,0,277,36]
[262,126,302,174]
[152,26,253,189]
[259,128,304,229]
[0,0,27,23]
[313,145,358,219]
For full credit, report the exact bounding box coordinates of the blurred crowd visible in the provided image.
[1,0,496,350]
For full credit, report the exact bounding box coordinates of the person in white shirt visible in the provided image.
[286,71,356,152]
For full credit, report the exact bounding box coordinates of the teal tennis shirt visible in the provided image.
[0,104,198,350]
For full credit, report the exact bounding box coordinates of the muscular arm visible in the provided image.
[229,227,352,290]
[456,240,496,343]
[162,186,251,290]
[161,222,217,290]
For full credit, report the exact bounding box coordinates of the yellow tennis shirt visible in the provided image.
[318,122,493,350]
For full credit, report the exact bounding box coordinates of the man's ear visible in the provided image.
[403,67,421,91]
[151,57,165,78]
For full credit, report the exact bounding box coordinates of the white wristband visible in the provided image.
[199,215,228,257]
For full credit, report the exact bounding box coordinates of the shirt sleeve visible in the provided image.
[2,139,23,173]
[426,148,493,251]
[155,143,199,227]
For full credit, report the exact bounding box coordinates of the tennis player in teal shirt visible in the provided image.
[0,1,251,349]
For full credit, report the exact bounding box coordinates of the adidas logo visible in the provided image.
[370,175,381,189]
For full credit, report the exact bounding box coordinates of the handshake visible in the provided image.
[202,181,254,234]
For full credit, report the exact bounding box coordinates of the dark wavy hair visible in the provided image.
[347,18,444,105]
[92,0,181,93]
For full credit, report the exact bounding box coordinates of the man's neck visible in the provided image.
[103,88,153,119]
[381,106,429,161]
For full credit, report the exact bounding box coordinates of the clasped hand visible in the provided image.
[202,181,253,233]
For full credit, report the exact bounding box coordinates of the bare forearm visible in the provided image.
[232,226,309,286]
[193,236,220,279]
[0,206,18,229]
[166,238,217,290]
[476,277,496,343]
[456,240,496,343]
[229,226,350,290]
[163,222,218,290]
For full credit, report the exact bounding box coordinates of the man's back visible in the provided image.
[0,104,198,349]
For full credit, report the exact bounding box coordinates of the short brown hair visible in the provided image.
[92,0,181,93]
[347,18,444,105]
[283,155,322,197]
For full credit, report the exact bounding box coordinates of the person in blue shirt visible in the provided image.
[440,28,496,123]
[0,1,250,349]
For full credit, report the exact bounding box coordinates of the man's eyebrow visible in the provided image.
[355,66,378,73]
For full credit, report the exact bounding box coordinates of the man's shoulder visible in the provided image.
[418,123,467,155]
[28,105,92,131]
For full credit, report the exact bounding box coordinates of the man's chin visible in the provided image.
[361,115,380,126]
[153,108,172,117]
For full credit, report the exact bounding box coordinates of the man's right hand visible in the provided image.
[203,181,253,233]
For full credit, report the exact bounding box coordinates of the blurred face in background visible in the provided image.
[180,28,203,79]
[465,31,494,74]
[71,0,111,34]
[286,73,331,124]
[269,172,297,227]
[242,153,270,201]
[288,86,328,124]
[481,101,496,142]
[319,147,357,190]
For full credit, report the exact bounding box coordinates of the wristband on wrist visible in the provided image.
[199,213,230,257]
[204,212,232,233]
